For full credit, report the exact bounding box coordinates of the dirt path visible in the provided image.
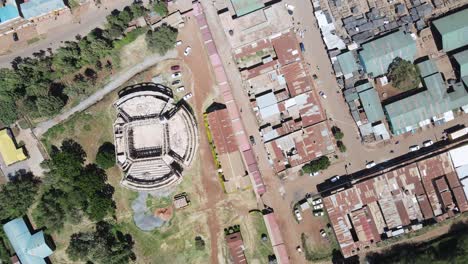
[178,14,223,264]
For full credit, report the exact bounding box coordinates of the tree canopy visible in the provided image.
[0,173,40,221]
[153,1,168,17]
[145,25,178,55]
[95,142,116,169]
[387,58,420,91]
[34,139,115,231]
[67,221,136,264]
[302,156,331,174]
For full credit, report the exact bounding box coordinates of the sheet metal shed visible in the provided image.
[359,87,385,123]
[0,4,19,23]
[0,129,27,166]
[359,30,417,77]
[3,218,53,264]
[432,9,468,52]
[417,59,438,78]
[454,49,468,78]
[20,0,66,20]
[337,51,359,76]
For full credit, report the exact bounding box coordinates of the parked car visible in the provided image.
[309,171,319,177]
[423,140,434,147]
[175,40,183,46]
[249,135,256,145]
[409,145,420,152]
[176,86,185,92]
[313,204,324,210]
[320,229,327,237]
[330,175,340,183]
[312,74,318,80]
[294,209,303,221]
[171,65,180,71]
[313,210,324,216]
[183,93,193,100]
[366,161,376,169]
[184,46,192,56]
[172,80,181,85]
[299,42,305,52]
[312,198,322,205]
[319,91,327,98]
[171,72,182,78]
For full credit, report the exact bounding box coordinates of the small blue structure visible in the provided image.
[0,4,20,24]
[3,218,53,264]
[20,0,66,20]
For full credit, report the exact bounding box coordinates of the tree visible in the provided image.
[331,126,344,140]
[0,99,18,125]
[387,58,420,91]
[302,156,330,174]
[195,236,205,250]
[337,141,346,153]
[145,25,178,55]
[95,142,116,169]
[67,221,136,264]
[35,95,65,117]
[153,1,168,17]
[0,173,40,220]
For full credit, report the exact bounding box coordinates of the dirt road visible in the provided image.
[0,0,136,68]
[33,50,177,136]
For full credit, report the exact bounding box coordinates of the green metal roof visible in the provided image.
[355,82,373,93]
[454,49,468,78]
[432,9,468,52]
[417,59,438,78]
[385,77,468,135]
[359,30,417,77]
[359,88,385,123]
[337,51,359,76]
[230,0,264,17]
[345,91,359,102]
[424,73,445,97]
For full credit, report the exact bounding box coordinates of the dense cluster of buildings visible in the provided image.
[113,83,198,191]
[314,5,468,141]
[324,144,468,258]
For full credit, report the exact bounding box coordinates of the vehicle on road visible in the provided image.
[448,127,467,140]
[409,145,420,152]
[313,204,324,210]
[423,140,434,147]
[183,93,193,100]
[320,229,327,237]
[176,86,185,92]
[294,209,303,221]
[184,46,192,56]
[313,210,324,216]
[171,72,181,78]
[171,65,180,71]
[309,171,319,177]
[299,42,305,52]
[172,80,181,85]
[319,91,327,98]
[366,161,376,169]
[296,246,302,253]
[312,198,322,205]
[330,175,340,183]
[175,40,183,46]
[249,135,256,145]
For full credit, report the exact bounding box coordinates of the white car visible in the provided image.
[294,209,302,221]
[366,161,376,169]
[175,40,183,46]
[319,91,327,98]
[409,145,420,152]
[330,175,340,183]
[184,46,192,56]
[176,86,185,92]
[183,93,193,100]
[309,171,319,177]
[423,140,433,147]
[313,204,324,210]
[313,210,324,216]
[320,229,327,237]
[171,72,182,78]
[312,198,322,205]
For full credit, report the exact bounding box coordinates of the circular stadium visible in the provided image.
[113,83,198,191]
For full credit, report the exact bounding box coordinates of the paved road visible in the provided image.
[33,50,177,136]
[0,0,137,68]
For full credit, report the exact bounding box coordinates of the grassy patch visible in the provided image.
[27,37,41,45]
[114,27,149,50]
[243,211,273,263]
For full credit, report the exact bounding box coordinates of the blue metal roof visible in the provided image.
[0,4,20,23]
[20,0,66,20]
[3,218,53,264]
